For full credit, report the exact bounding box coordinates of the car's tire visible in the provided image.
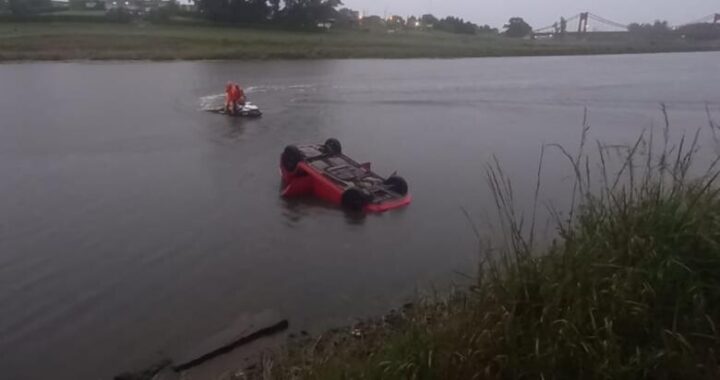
[341,188,370,211]
[384,175,408,196]
[324,138,342,155]
[281,145,304,172]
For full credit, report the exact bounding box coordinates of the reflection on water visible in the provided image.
[279,196,368,227]
[220,120,247,141]
[0,53,718,380]
[343,210,368,226]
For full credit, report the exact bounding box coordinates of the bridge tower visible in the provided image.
[578,12,589,33]
[715,13,720,23]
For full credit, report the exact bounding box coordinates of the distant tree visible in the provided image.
[653,20,670,32]
[147,0,180,21]
[69,0,87,10]
[476,24,499,34]
[279,0,343,27]
[334,7,359,28]
[197,0,270,23]
[438,16,479,34]
[7,0,52,15]
[503,17,532,37]
[233,0,270,22]
[627,23,642,32]
[105,7,132,22]
[435,16,478,34]
[196,0,343,26]
[676,22,720,40]
[628,20,672,36]
[420,13,438,27]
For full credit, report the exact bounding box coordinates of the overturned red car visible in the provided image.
[280,139,411,212]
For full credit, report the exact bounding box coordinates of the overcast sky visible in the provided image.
[342,0,718,29]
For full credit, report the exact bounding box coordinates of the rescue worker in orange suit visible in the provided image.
[225,82,237,114]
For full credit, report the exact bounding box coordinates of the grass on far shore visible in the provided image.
[258,107,720,379]
[1,19,719,61]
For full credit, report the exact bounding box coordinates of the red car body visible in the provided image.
[280,140,411,212]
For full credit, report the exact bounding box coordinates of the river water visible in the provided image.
[1,53,719,379]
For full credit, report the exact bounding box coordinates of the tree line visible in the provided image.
[1,0,503,34]
[2,0,53,16]
[628,20,720,40]
[4,0,716,40]
[197,0,342,27]
[196,0,500,34]
[407,14,497,34]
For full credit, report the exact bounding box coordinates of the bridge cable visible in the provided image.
[588,13,629,29]
[679,14,716,26]
[532,14,580,33]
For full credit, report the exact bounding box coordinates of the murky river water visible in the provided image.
[1,53,719,379]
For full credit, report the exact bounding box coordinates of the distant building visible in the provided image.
[317,20,334,30]
[361,15,385,29]
[407,16,419,28]
[386,15,405,29]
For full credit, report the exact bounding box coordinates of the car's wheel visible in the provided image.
[324,138,342,155]
[384,175,408,196]
[281,145,304,172]
[341,188,370,211]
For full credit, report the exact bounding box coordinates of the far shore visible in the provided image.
[1,21,719,61]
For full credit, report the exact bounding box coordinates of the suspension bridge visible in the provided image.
[532,12,720,37]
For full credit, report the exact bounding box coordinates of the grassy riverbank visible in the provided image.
[1,21,719,61]
[260,114,720,379]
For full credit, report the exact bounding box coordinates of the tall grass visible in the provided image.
[262,107,720,380]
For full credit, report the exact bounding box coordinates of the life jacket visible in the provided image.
[229,85,240,102]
